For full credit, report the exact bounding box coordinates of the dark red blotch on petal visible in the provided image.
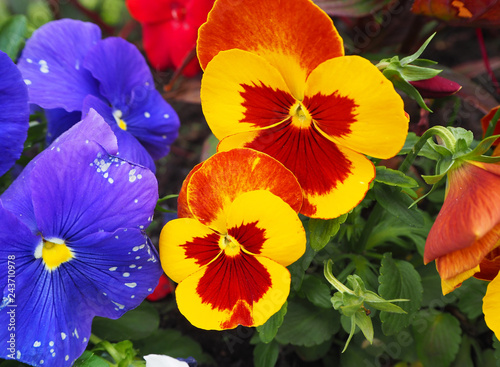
[182,232,221,266]
[240,83,296,128]
[228,221,266,255]
[241,121,352,215]
[196,252,272,318]
[305,92,357,138]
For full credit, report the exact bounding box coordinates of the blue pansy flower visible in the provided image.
[0,109,163,366]
[17,19,180,172]
[0,50,29,177]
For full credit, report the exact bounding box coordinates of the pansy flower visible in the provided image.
[0,109,162,366]
[197,0,409,219]
[17,19,180,172]
[126,0,215,77]
[424,159,500,294]
[0,50,29,177]
[160,149,306,330]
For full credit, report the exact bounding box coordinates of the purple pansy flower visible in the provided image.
[0,50,29,177]
[17,19,180,172]
[0,109,162,367]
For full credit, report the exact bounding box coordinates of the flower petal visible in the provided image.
[45,108,82,144]
[159,218,221,283]
[424,161,500,263]
[484,273,500,339]
[219,124,375,219]
[226,190,305,267]
[177,162,202,219]
[126,0,170,23]
[17,19,102,112]
[83,37,154,109]
[0,50,29,177]
[175,254,290,330]
[197,0,343,96]
[201,49,293,139]
[475,247,500,281]
[186,148,302,232]
[305,56,408,159]
[30,139,157,242]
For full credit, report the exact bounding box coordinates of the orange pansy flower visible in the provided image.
[197,0,408,219]
[424,159,500,294]
[159,149,306,330]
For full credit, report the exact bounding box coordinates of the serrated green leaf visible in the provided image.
[0,15,27,60]
[378,253,423,335]
[91,301,159,341]
[373,184,424,227]
[253,340,279,367]
[275,297,340,347]
[73,351,110,367]
[412,310,462,367]
[308,214,347,251]
[301,275,333,308]
[375,166,418,188]
[451,335,474,367]
[257,302,287,343]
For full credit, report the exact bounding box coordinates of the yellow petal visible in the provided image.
[159,218,221,283]
[305,56,408,159]
[226,190,306,266]
[175,254,291,330]
[483,273,500,339]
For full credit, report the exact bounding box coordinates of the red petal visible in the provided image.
[409,75,462,98]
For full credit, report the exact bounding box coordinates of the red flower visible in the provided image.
[126,0,214,77]
[146,273,174,301]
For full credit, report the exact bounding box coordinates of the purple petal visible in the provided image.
[17,19,102,112]
[30,139,158,242]
[122,91,180,160]
[82,95,156,171]
[83,37,154,110]
[0,50,29,177]
[45,108,82,143]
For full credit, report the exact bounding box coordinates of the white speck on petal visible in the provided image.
[108,178,114,184]
[26,58,33,63]
[61,332,67,340]
[24,79,32,85]
[125,282,137,288]
[109,267,117,271]
[33,341,41,347]
[16,351,21,359]
[163,113,170,119]
[123,272,130,277]
[144,112,151,118]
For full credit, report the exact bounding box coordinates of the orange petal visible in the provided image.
[175,253,291,330]
[187,148,303,232]
[197,0,343,97]
[424,161,500,263]
[481,106,500,145]
[484,273,500,339]
[219,123,375,219]
[226,190,306,267]
[159,218,222,283]
[177,162,202,219]
[475,247,500,281]
[305,56,408,159]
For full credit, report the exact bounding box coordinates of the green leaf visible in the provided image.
[275,297,340,347]
[253,340,279,367]
[294,339,332,362]
[378,253,423,336]
[257,302,288,343]
[91,301,159,341]
[412,310,462,367]
[73,351,110,367]
[288,236,316,291]
[308,214,347,251]
[375,166,418,188]
[353,310,374,344]
[399,132,419,155]
[373,184,424,227]
[385,69,432,111]
[0,15,27,60]
[134,329,214,365]
[400,32,436,65]
[400,64,441,81]
[461,134,500,161]
[301,275,333,308]
[448,127,474,147]
[451,335,474,367]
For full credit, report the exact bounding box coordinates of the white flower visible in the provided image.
[143,354,190,367]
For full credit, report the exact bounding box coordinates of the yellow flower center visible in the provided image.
[219,234,241,257]
[41,239,73,270]
[113,109,127,131]
[289,101,312,129]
